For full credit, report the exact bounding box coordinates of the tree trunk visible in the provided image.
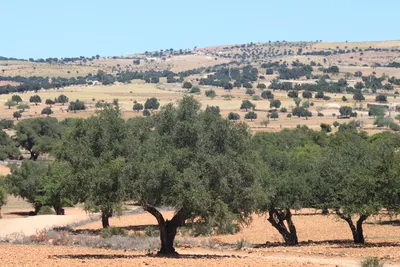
[53,206,65,215]
[30,151,39,161]
[336,210,368,244]
[144,204,187,255]
[267,208,298,246]
[101,210,113,228]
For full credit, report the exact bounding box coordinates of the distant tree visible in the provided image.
[368,106,385,117]
[320,123,332,132]
[45,99,55,106]
[354,82,364,90]
[190,86,200,94]
[144,97,160,110]
[29,95,42,105]
[68,100,86,112]
[228,112,240,120]
[0,187,6,218]
[353,90,365,101]
[261,90,274,99]
[182,81,192,89]
[342,96,348,102]
[11,95,22,103]
[280,107,287,113]
[270,99,281,109]
[375,94,387,103]
[244,111,257,121]
[205,105,220,116]
[302,91,313,99]
[13,111,21,120]
[143,109,151,116]
[294,98,302,107]
[245,88,256,96]
[204,89,216,98]
[5,100,16,109]
[133,103,144,112]
[292,107,312,119]
[55,94,69,105]
[257,83,266,90]
[240,100,255,111]
[243,82,253,89]
[287,91,298,98]
[339,106,353,117]
[270,111,279,120]
[16,104,30,112]
[333,121,340,128]
[260,119,270,127]
[315,91,325,99]
[354,71,362,77]
[41,107,53,116]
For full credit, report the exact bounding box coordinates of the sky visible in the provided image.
[1,0,399,59]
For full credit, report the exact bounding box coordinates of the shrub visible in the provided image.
[205,89,216,98]
[37,206,56,215]
[236,238,251,250]
[252,95,262,101]
[280,107,287,113]
[100,227,128,238]
[190,86,200,94]
[143,109,151,117]
[389,122,400,131]
[360,257,384,267]
[228,112,240,121]
[182,81,192,89]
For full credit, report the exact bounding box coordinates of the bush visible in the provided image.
[228,112,240,121]
[280,107,287,113]
[389,122,400,131]
[252,95,262,101]
[37,206,56,215]
[190,86,200,94]
[360,257,383,267]
[100,227,128,238]
[143,109,151,117]
[205,89,216,98]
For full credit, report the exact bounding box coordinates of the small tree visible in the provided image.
[270,99,281,109]
[320,123,332,132]
[228,112,240,121]
[257,83,266,90]
[260,119,270,128]
[143,109,151,116]
[353,90,365,101]
[342,96,348,102]
[29,95,42,105]
[45,99,55,107]
[375,94,387,103]
[190,86,200,94]
[246,88,256,96]
[133,103,144,112]
[205,89,216,98]
[339,106,353,117]
[292,107,312,119]
[287,91,298,98]
[5,100,16,109]
[333,121,340,128]
[368,106,385,117]
[302,91,313,99]
[240,100,255,111]
[17,103,30,112]
[245,111,257,121]
[55,94,69,105]
[41,107,53,116]
[315,91,324,99]
[270,111,279,120]
[261,90,274,99]
[11,95,22,103]
[13,111,22,120]
[182,81,192,89]
[69,100,86,112]
[144,97,160,110]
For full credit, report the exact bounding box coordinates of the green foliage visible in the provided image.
[45,99,55,105]
[240,100,255,111]
[100,227,128,238]
[353,90,365,101]
[5,100,16,109]
[205,105,220,116]
[0,119,13,129]
[11,95,22,103]
[190,86,200,94]
[245,88,255,96]
[55,94,69,105]
[270,99,281,109]
[260,119,270,127]
[252,95,262,101]
[320,123,332,132]
[228,112,240,120]
[339,106,353,117]
[0,187,6,216]
[144,97,160,110]
[133,103,144,111]
[13,111,22,120]
[29,95,42,105]
[257,83,266,90]
[375,94,387,103]
[292,107,312,118]
[17,103,30,112]
[182,81,192,89]
[205,89,216,98]
[143,109,151,116]
[360,257,384,267]
[261,90,274,99]
[69,100,86,111]
[287,91,298,98]
[41,107,53,116]
[368,106,385,117]
[280,107,287,113]
[315,91,324,99]
[302,91,312,99]
[333,121,340,128]
[244,111,257,121]
[270,111,279,120]
[389,122,400,131]
[374,116,391,127]
[342,96,348,101]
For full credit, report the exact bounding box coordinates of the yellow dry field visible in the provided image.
[0,61,100,78]
[1,80,399,133]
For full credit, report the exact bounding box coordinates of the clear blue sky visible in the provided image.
[2,0,399,59]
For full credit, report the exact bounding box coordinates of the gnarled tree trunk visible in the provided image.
[101,209,113,228]
[336,210,368,244]
[144,204,187,255]
[268,208,298,246]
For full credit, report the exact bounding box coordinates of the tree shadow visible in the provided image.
[365,220,400,226]
[253,239,400,249]
[49,253,238,260]
[6,211,36,217]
